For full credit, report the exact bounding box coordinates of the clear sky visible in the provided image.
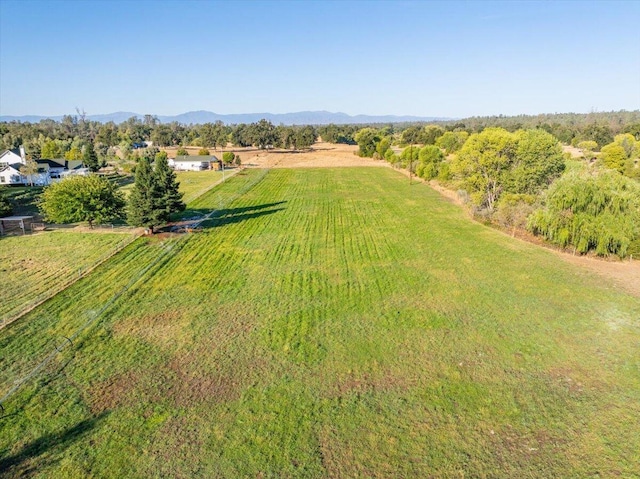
[1,0,639,118]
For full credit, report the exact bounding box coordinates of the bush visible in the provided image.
[416,145,444,180]
[198,148,210,156]
[176,148,189,156]
[222,151,236,165]
[527,170,640,257]
[493,193,536,231]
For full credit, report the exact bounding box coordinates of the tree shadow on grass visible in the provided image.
[176,201,287,227]
[200,205,286,229]
[0,411,109,477]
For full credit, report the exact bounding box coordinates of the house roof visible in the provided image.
[36,158,66,168]
[174,155,219,162]
[68,160,84,170]
[0,149,22,161]
[0,163,22,173]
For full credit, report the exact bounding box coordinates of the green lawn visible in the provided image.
[1,168,639,477]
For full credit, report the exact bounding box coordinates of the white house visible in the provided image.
[169,155,219,171]
[0,146,26,166]
[0,164,24,185]
[0,147,86,185]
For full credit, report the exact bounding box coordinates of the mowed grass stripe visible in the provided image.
[1,167,639,478]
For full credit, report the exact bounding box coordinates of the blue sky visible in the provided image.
[1,0,639,118]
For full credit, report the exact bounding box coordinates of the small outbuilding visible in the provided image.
[169,155,219,171]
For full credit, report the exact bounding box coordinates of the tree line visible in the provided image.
[349,121,640,258]
[0,116,319,167]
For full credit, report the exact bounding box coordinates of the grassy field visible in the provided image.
[118,170,226,204]
[0,230,137,323]
[1,168,639,477]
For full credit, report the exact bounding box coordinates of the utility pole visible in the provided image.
[409,143,413,184]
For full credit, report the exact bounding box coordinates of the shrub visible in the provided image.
[416,145,444,180]
[198,148,210,156]
[222,151,236,165]
[493,193,536,231]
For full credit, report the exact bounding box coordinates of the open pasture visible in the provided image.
[1,167,639,477]
[0,230,137,324]
[118,170,226,203]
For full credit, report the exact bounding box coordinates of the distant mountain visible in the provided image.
[0,110,450,125]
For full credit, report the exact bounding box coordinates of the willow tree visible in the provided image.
[527,170,640,257]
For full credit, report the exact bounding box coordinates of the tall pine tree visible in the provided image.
[127,157,163,232]
[155,152,185,219]
[127,154,185,232]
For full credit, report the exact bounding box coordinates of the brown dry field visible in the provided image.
[163,141,388,168]
[162,142,640,296]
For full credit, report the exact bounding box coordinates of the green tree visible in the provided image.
[154,154,185,219]
[95,122,120,146]
[41,139,63,159]
[613,133,637,158]
[294,126,317,150]
[213,121,229,154]
[436,131,468,154]
[400,126,423,145]
[250,119,278,149]
[354,128,381,157]
[507,129,565,194]
[82,141,103,172]
[20,158,39,187]
[451,127,518,210]
[222,151,236,165]
[40,175,125,228]
[451,128,564,210]
[176,148,189,156]
[64,146,83,161]
[423,125,445,145]
[198,148,210,156]
[375,137,392,158]
[127,157,163,231]
[600,143,627,173]
[416,145,444,180]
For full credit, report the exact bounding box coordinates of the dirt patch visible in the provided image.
[88,371,139,414]
[112,309,189,349]
[323,368,412,399]
[562,145,584,159]
[559,254,640,298]
[163,350,247,407]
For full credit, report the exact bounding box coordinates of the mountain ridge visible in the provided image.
[0,110,450,125]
